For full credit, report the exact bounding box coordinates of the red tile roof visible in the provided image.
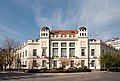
[50,30,78,35]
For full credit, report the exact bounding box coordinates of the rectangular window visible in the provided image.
[61,48,67,57]
[42,60,46,67]
[69,48,75,57]
[69,43,75,47]
[20,53,21,58]
[91,60,95,67]
[23,52,24,58]
[81,60,85,67]
[91,49,95,56]
[70,60,74,67]
[25,50,27,56]
[53,48,58,57]
[53,43,58,47]
[25,61,27,67]
[61,43,66,47]
[18,53,19,58]
[53,61,57,68]
[42,48,46,56]
[33,60,37,67]
[33,49,37,56]
[22,61,24,65]
[81,48,85,56]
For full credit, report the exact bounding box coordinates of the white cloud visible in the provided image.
[11,0,120,40]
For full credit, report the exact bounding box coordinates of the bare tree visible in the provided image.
[28,59,33,69]
[75,60,81,68]
[59,57,70,69]
[28,58,40,69]
[0,37,19,71]
[0,49,8,71]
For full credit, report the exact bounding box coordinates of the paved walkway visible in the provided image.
[26,72,120,81]
[0,71,110,81]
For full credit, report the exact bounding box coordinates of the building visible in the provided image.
[106,38,120,50]
[89,39,119,70]
[14,26,120,70]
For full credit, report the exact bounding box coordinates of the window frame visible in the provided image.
[33,49,37,56]
[69,48,75,57]
[42,47,47,56]
[81,60,85,67]
[91,60,95,67]
[52,43,58,47]
[53,61,57,68]
[61,43,67,47]
[42,60,46,67]
[25,50,27,56]
[53,48,58,57]
[81,48,85,56]
[91,49,95,56]
[69,43,75,47]
[61,48,67,57]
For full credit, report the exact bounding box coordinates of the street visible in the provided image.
[0,72,120,81]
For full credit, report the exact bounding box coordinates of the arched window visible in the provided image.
[46,33,48,36]
[80,33,81,36]
[82,33,84,36]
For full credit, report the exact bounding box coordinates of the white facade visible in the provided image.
[106,38,120,50]
[14,26,120,70]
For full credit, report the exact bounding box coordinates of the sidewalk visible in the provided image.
[35,71,105,76]
[0,71,109,80]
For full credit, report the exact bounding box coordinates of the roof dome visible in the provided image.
[90,38,96,41]
[41,26,49,31]
[79,26,87,31]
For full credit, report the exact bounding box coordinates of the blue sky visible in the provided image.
[0,0,120,43]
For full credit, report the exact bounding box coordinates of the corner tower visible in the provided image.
[39,26,50,68]
[77,26,89,67]
[40,26,50,38]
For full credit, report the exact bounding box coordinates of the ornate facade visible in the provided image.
[14,26,120,70]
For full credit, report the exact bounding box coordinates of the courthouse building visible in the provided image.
[14,26,120,70]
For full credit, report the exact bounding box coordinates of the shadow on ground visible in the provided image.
[0,72,55,80]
